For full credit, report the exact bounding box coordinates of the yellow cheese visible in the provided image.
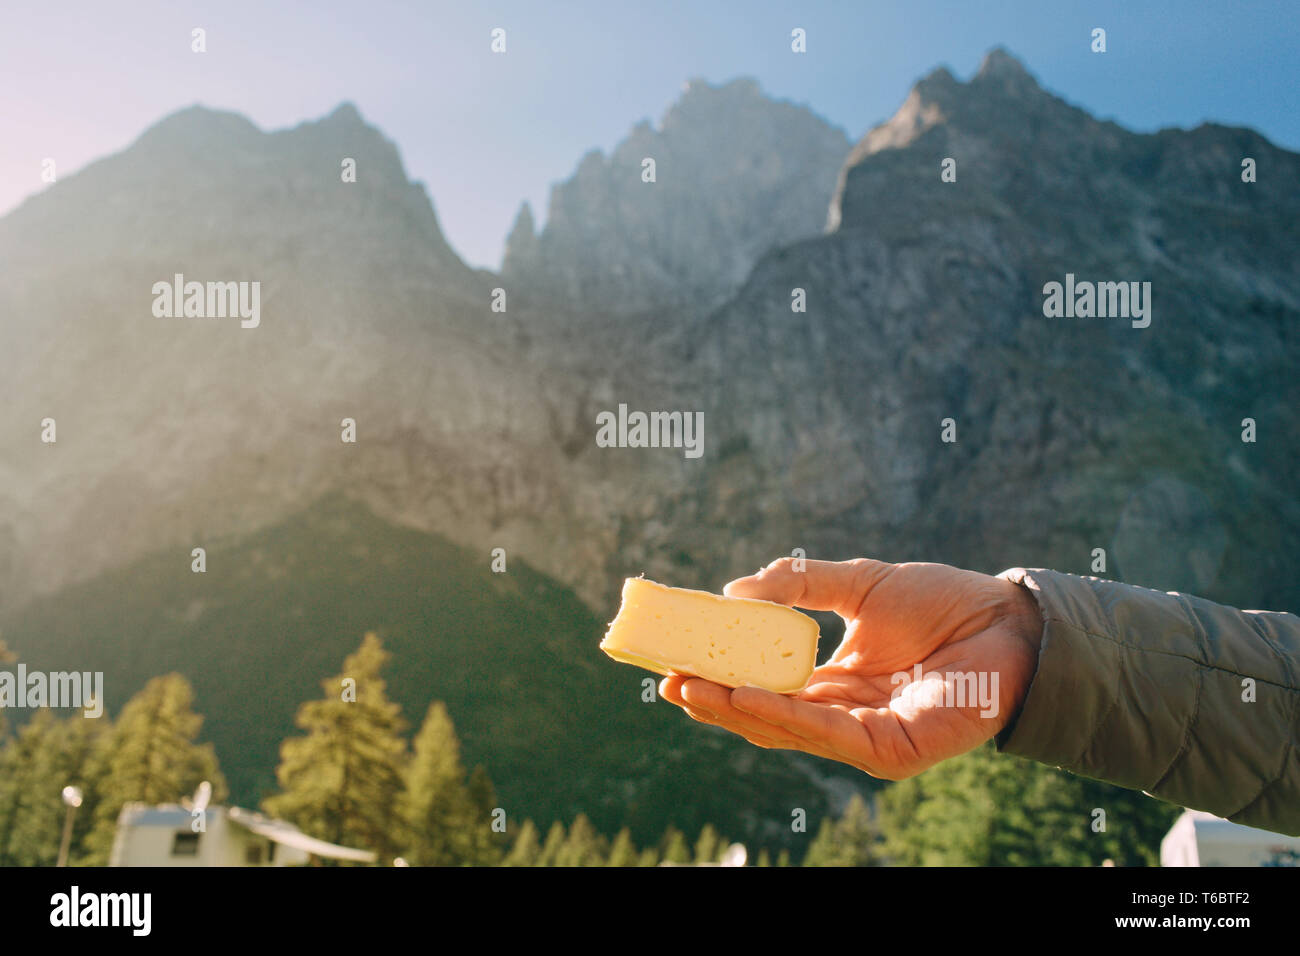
[600,577,819,693]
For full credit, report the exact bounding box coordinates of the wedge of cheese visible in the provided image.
[600,577,819,693]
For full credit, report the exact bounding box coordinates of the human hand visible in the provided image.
[659,557,1043,779]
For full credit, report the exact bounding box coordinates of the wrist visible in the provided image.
[993,576,1045,733]
[1003,578,1044,654]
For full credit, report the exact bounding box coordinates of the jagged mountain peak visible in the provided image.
[323,100,365,125]
[827,48,1110,231]
[503,200,539,268]
[826,46,1300,237]
[502,75,851,312]
[0,98,481,337]
[133,103,263,149]
[673,75,764,108]
[861,47,1050,151]
[975,46,1034,81]
[123,100,396,174]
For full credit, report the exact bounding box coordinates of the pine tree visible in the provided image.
[264,633,407,864]
[0,711,57,865]
[694,823,723,863]
[465,764,504,865]
[803,794,879,866]
[756,848,772,867]
[776,849,791,867]
[636,846,660,867]
[607,827,637,866]
[661,825,691,864]
[537,821,566,866]
[502,819,541,866]
[6,712,109,866]
[83,674,226,864]
[400,701,477,866]
[556,813,607,866]
[802,818,839,867]
[876,741,1180,866]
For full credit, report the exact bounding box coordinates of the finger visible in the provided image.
[659,675,689,706]
[723,557,894,617]
[664,672,883,774]
[679,679,807,744]
[678,679,870,768]
[731,685,889,774]
[683,705,718,724]
[685,708,784,750]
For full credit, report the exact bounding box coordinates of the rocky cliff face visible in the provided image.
[0,102,556,609]
[502,48,1300,613]
[672,48,1300,611]
[502,77,852,314]
[3,49,1298,623]
[0,79,852,613]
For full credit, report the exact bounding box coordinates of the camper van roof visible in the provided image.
[121,805,211,826]
[116,802,378,863]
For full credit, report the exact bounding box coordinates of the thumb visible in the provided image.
[723,557,893,617]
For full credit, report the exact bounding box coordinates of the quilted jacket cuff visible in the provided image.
[991,567,1115,767]
[990,566,1300,836]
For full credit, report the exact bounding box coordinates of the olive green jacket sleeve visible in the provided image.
[994,568,1300,836]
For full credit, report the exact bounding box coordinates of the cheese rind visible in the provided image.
[600,578,819,693]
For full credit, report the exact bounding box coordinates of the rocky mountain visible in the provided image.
[503,48,1300,615]
[669,48,1300,611]
[3,47,1299,841]
[502,77,852,314]
[5,49,1297,617]
[0,100,557,611]
[0,81,853,615]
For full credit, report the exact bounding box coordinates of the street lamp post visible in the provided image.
[56,785,83,867]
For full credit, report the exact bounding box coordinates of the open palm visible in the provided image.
[659,556,1043,780]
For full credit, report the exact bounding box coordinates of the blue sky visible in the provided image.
[3,0,1297,268]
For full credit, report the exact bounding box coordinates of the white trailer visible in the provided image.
[1161,809,1300,866]
[109,803,378,867]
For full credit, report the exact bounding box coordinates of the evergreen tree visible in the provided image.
[776,849,791,867]
[802,794,880,866]
[465,764,504,865]
[400,701,477,866]
[607,827,637,867]
[661,825,691,864]
[556,813,607,866]
[0,711,57,865]
[877,741,1180,866]
[502,818,541,867]
[802,818,838,867]
[694,823,723,863]
[264,633,407,864]
[84,674,226,864]
[537,821,566,866]
[756,848,772,867]
[6,712,109,866]
[636,846,660,867]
